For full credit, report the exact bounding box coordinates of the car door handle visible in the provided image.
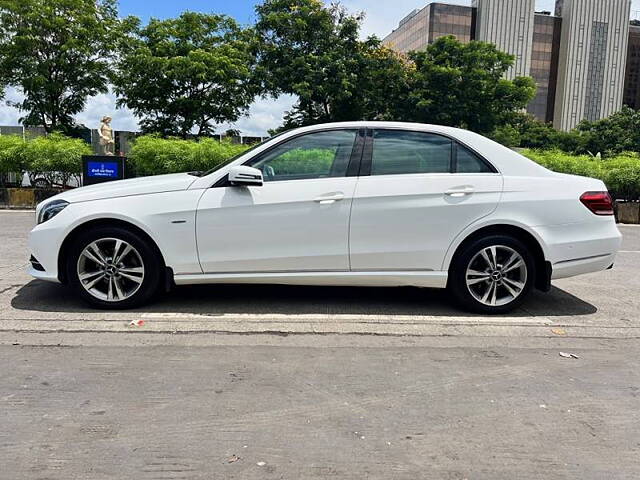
[314,193,345,204]
[445,187,475,197]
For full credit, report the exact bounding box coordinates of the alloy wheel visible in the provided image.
[465,245,527,307]
[76,238,145,302]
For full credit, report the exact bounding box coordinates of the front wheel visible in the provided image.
[66,226,162,309]
[448,235,535,314]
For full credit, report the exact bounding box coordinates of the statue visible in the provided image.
[98,115,115,156]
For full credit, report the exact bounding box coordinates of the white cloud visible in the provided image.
[0,88,295,136]
[0,87,140,132]
[75,90,139,131]
[0,87,23,126]
[216,94,296,137]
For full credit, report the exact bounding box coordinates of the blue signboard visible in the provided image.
[87,161,119,178]
[82,155,126,185]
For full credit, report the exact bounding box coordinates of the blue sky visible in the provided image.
[1,0,640,135]
[118,0,257,25]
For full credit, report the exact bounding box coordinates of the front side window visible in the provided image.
[371,130,452,175]
[247,130,357,182]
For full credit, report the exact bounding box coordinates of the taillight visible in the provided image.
[580,191,614,216]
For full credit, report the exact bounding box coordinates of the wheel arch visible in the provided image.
[445,223,551,292]
[57,218,167,284]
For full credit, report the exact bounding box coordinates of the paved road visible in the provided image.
[1,211,639,479]
[2,342,639,479]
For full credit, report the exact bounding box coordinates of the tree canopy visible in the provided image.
[407,37,537,134]
[0,0,131,133]
[255,0,412,130]
[255,1,535,133]
[114,12,259,138]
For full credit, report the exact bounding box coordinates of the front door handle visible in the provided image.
[314,193,345,204]
[445,186,475,197]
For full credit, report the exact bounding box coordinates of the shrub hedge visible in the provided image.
[522,149,640,201]
[1,132,638,201]
[0,133,91,187]
[0,134,25,186]
[127,135,249,177]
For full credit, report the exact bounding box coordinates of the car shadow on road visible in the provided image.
[10,280,597,317]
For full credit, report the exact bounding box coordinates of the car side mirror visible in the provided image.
[228,166,263,187]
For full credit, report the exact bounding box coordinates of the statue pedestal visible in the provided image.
[82,155,127,186]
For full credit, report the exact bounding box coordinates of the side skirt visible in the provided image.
[173,271,448,289]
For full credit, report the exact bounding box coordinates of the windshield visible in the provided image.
[195,132,287,177]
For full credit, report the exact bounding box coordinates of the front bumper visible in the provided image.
[27,264,60,283]
[27,208,75,283]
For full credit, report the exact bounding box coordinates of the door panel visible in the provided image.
[196,178,357,273]
[196,129,362,274]
[349,129,502,272]
[350,174,502,271]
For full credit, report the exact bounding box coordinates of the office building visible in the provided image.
[623,24,640,109]
[473,0,536,79]
[553,0,631,130]
[383,0,634,130]
[382,3,475,54]
[528,14,562,122]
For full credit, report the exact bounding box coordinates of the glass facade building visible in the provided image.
[383,3,474,54]
[384,1,635,129]
[429,3,475,44]
[527,14,562,122]
[623,25,640,109]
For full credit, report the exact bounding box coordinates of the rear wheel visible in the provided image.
[66,226,162,309]
[448,235,535,314]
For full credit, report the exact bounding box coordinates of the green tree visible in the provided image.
[576,106,640,156]
[407,36,536,134]
[0,0,130,133]
[255,0,411,129]
[114,12,258,138]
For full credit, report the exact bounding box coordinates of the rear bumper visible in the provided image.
[532,220,622,280]
[551,253,617,280]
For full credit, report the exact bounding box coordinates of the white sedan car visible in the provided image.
[28,122,622,313]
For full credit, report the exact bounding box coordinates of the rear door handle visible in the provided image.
[314,193,345,204]
[445,186,475,197]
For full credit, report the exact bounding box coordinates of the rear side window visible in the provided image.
[371,130,452,175]
[456,143,493,173]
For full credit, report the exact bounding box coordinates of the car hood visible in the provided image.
[46,173,199,205]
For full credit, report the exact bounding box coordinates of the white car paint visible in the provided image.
[196,176,358,273]
[28,121,622,294]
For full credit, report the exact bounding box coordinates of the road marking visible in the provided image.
[140,312,552,325]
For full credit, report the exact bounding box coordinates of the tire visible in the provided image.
[447,234,535,314]
[66,226,163,309]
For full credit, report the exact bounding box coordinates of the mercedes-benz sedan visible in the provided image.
[28,122,622,313]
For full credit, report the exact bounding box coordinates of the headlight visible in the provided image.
[37,200,69,224]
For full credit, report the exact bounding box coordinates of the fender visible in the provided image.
[441,217,550,271]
